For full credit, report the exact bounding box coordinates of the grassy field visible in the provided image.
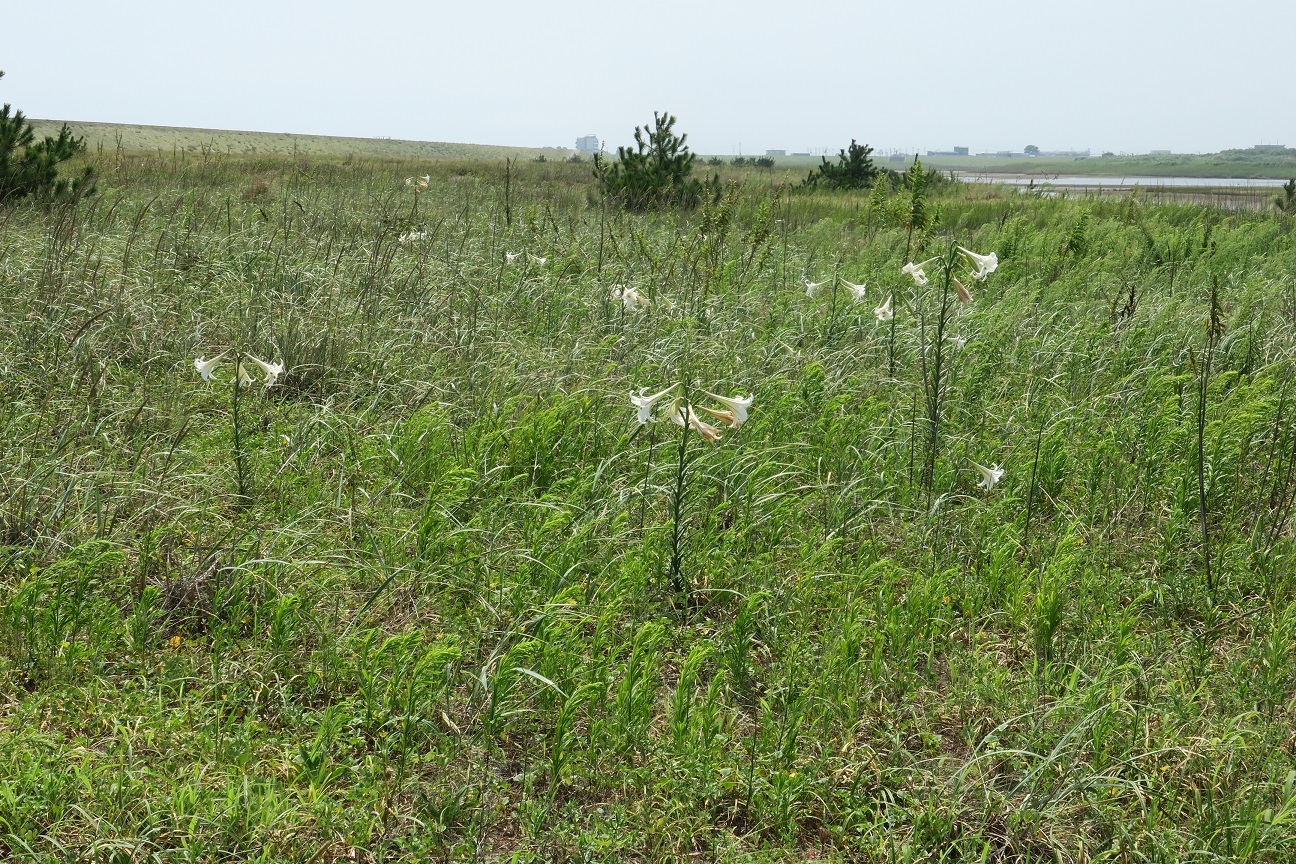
[28,119,570,162]
[27,119,1296,181]
[3,149,1296,862]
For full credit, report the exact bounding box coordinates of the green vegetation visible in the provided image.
[3,143,1296,861]
[25,118,566,162]
[731,156,775,169]
[1276,179,1296,214]
[593,111,718,209]
[0,71,93,202]
[25,117,1296,181]
[802,139,880,191]
[915,148,1296,179]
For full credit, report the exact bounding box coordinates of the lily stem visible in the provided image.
[231,355,250,505]
[667,392,692,596]
[639,424,655,531]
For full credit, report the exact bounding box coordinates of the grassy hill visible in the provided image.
[28,118,571,161]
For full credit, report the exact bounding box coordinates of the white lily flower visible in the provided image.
[505,252,519,264]
[529,254,547,265]
[193,352,225,382]
[803,278,827,297]
[697,390,753,430]
[874,295,894,322]
[948,336,968,350]
[957,246,998,281]
[630,384,677,425]
[666,397,687,427]
[841,278,868,303]
[237,363,254,388]
[971,461,1005,491]
[901,258,937,287]
[612,284,651,311]
[246,355,285,388]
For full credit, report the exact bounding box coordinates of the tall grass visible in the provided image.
[1,150,1296,861]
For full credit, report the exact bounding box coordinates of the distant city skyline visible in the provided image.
[3,0,1292,158]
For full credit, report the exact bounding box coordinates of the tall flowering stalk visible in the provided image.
[192,349,285,505]
[917,255,954,504]
[904,244,995,505]
[230,354,249,503]
[630,379,753,596]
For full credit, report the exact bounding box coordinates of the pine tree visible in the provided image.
[802,139,879,190]
[0,71,94,204]
[593,112,718,210]
[1276,179,1296,215]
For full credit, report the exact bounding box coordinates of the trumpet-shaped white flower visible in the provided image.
[612,284,651,311]
[803,278,827,297]
[948,335,968,350]
[194,352,225,382]
[630,384,677,424]
[237,362,254,388]
[874,295,894,322]
[841,278,868,303]
[666,397,687,427]
[398,230,426,246]
[697,390,753,430]
[957,246,998,281]
[529,254,547,265]
[971,461,1005,491]
[246,355,285,388]
[505,252,519,264]
[901,258,937,287]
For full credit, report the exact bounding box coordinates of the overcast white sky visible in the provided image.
[3,0,1291,156]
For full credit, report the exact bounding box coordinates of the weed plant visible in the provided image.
[2,149,1296,861]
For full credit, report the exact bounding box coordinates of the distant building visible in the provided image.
[925,147,970,157]
[792,152,810,157]
[1254,144,1287,151]
[1150,149,1171,155]
[765,149,785,157]
[1040,149,1090,157]
[953,146,969,156]
[575,134,600,154]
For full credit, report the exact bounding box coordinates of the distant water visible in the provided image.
[960,174,1289,189]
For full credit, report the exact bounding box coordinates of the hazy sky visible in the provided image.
[3,0,1292,156]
